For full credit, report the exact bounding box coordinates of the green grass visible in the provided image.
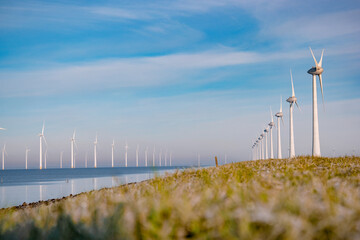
[1,156,360,239]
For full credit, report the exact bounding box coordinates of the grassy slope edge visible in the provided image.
[0,156,360,239]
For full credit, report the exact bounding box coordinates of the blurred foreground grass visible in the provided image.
[1,156,360,239]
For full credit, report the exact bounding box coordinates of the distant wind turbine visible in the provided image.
[38,123,48,170]
[197,153,200,167]
[2,144,7,170]
[94,134,98,168]
[70,130,76,169]
[44,148,48,169]
[225,154,227,164]
[145,146,148,167]
[136,144,139,167]
[275,97,284,159]
[25,146,30,170]
[264,127,269,159]
[152,146,155,167]
[125,141,129,167]
[60,151,63,168]
[165,150,168,166]
[170,152,172,166]
[85,152,88,168]
[268,107,275,159]
[308,47,325,157]
[159,149,162,166]
[111,139,115,168]
[286,69,300,158]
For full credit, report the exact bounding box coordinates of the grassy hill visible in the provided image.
[1,156,360,239]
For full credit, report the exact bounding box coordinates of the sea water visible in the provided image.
[0,166,188,208]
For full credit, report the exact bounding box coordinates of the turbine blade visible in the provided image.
[318,49,324,67]
[43,136,48,146]
[319,74,325,111]
[73,130,76,139]
[281,116,284,125]
[42,122,45,135]
[75,141,79,150]
[290,69,295,97]
[309,47,318,67]
[280,96,282,112]
[0,128,6,130]
[295,101,301,111]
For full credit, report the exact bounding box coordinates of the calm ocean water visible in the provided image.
[0,166,190,209]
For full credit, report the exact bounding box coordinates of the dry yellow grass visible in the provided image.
[1,156,360,239]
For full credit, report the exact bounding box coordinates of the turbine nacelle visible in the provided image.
[268,121,275,127]
[307,66,323,75]
[275,112,283,118]
[286,96,297,103]
[264,128,269,133]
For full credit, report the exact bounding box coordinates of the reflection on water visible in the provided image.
[0,169,179,209]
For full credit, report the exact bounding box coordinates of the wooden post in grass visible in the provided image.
[215,156,218,167]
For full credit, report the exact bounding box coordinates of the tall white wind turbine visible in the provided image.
[25,146,30,170]
[308,47,325,157]
[152,146,155,166]
[60,151,63,168]
[70,130,76,168]
[124,141,129,167]
[2,144,7,170]
[111,140,115,168]
[145,146,148,167]
[136,144,139,167]
[275,97,284,159]
[264,127,269,159]
[286,70,300,158]
[38,123,47,170]
[268,107,275,159]
[94,134,98,168]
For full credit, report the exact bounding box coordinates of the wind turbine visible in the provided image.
[159,149,162,166]
[152,146,155,166]
[60,151,63,168]
[38,123,47,170]
[111,140,115,168]
[275,97,284,159]
[145,146,148,167]
[255,140,259,160]
[136,144,139,167]
[268,107,275,159]
[124,141,129,167]
[225,154,227,164]
[170,152,172,166]
[264,127,269,159]
[44,148,47,169]
[308,47,325,157]
[165,150,168,166]
[197,153,200,167]
[260,134,264,159]
[2,144,7,170]
[70,130,76,169]
[25,146,30,170]
[286,69,300,158]
[94,134,98,168]
[85,152,88,168]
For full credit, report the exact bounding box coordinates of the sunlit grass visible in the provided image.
[1,156,360,239]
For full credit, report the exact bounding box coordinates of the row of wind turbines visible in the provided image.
[1,125,174,170]
[252,47,325,160]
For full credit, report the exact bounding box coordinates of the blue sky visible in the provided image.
[0,0,360,168]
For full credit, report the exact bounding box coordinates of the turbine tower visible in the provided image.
[268,107,275,159]
[124,141,129,167]
[25,146,30,170]
[44,149,47,169]
[136,144,139,167]
[159,149,162,166]
[60,151,63,168]
[165,150,168,166]
[38,123,47,170]
[152,146,155,166]
[275,97,284,159]
[260,134,264,159]
[145,146,148,167]
[264,127,269,159]
[308,47,325,157]
[286,70,300,158]
[170,152,172,166]
[2,144,7,170]
[111,140,115,168]
[94,134,98,168]
[197,153,200,167]
[85,152,88,168]
[70,130,76,168]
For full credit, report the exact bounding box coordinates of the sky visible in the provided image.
[0,0,360,169]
